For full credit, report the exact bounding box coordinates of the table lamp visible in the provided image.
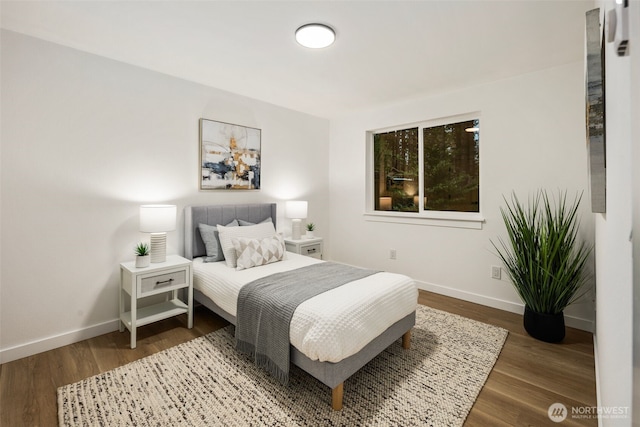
[139,204,177,263]
[286,201,308,240]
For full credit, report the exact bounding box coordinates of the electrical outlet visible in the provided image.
[390,249,397,260]
[491,266,501,280]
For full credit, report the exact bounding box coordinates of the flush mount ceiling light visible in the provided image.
[295,23,336,49]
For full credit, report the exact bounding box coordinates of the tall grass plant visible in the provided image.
[492,190,591,315]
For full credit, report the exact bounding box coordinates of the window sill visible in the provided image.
[363,211,485,230]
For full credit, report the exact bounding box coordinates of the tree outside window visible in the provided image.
[423,119,479,212]
[374,127,419,212]
[372,118,479,214]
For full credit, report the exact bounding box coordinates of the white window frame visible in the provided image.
[364,112,485,230]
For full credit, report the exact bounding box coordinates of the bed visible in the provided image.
[184,203,417,410]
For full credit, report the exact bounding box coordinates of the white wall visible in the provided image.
[0,30,330,363]
[593,1,638,426]
[632,0,640,423]
[328,62,595,330]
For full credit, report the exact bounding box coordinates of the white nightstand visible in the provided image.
[119,254,193,349]
[285,237,323,259]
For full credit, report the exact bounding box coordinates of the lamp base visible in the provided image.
[291,219,302,240]
[150,232,167,263]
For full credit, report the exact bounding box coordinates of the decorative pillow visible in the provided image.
[232,234,285,270]
[217,221,277,268]
[238,217,273,226]
[199,220,239,262]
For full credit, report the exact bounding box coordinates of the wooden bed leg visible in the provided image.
[332,383,343,411]
[402,329,411,349]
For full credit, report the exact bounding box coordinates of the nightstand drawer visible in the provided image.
[139,270,186,295]
[285,237,323,259]
[301,243,322,258]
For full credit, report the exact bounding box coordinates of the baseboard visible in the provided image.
[1,281,594,364]
[0,319,120,364]
[592,334,603,427]
[417,280,595,332]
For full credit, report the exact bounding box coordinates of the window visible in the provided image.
[368,114,481,226]
[423,119,479,212]
[373,127,419,212]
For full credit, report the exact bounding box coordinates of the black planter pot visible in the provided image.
[523,306,566,343]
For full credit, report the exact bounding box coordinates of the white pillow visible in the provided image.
[217,221,277,268]
[232,234,285,270]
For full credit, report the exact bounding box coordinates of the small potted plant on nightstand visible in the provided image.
[135,242,150,268]
[305,223,315,239]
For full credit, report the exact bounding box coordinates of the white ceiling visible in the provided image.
[1,0,595,119]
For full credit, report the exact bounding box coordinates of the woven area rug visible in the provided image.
[58,305,507,426]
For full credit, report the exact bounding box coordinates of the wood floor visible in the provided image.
[0,290,596,426]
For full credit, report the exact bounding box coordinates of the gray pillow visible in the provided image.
[199,219,239,262]
[238,217,273,226]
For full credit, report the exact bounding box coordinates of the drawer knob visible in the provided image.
[156,278,174,286]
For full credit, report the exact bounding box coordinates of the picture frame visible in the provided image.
[199,118,261,190]
[585,9,606,213]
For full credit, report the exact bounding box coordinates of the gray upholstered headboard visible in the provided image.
[184,203,277,260]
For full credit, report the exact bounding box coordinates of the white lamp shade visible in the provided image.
[286,201,308,219]
[139,205,177,232]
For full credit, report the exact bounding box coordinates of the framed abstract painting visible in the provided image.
[199,118,261,190]
[585,8,606,213]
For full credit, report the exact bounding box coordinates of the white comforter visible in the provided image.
[193,253,417,363]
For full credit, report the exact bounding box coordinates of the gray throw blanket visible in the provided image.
[235,262,377,384]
